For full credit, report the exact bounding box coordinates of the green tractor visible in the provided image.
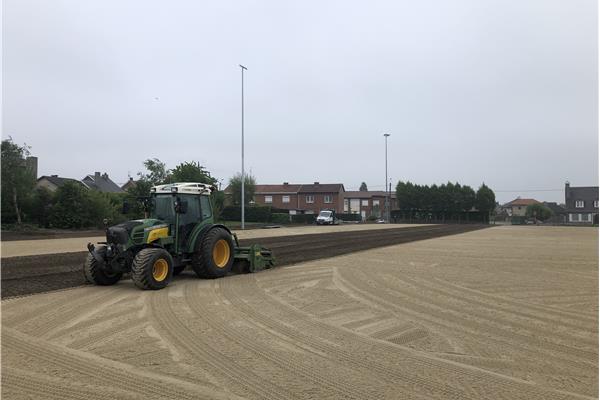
[84,182,275,290]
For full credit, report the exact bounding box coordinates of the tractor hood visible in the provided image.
[107,219,168,245]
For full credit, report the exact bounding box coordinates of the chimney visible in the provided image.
[565,181,570,204]
[283,182,289,185]
[95,172,101,181]
[314,181,319,185]
[102,173,108,180]
[51,174,58,178]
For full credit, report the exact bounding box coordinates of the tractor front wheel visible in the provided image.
[131,248,174,290]
[83,247,123,286]
[191,228,234,279]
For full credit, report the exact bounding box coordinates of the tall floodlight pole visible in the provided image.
[240,64,247,229]
[383,133,391,222]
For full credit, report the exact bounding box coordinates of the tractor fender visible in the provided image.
[188,224,233,252]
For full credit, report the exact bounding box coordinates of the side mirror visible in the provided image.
[122,200,130,214]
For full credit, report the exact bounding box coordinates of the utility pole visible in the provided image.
[383,133,391,222]
[240,64,247,229]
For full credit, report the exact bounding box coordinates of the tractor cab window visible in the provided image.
[178,195,201,226]
[151,195,176,223]
[200,196,212,220]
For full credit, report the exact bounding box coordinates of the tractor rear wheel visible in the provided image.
[131,248,174,290]
[83,247,123,286]
[191,228,234,278]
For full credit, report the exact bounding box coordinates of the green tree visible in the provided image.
[526,203,553,221]
[1,138,36,225]
[30,187,55,227]
[49,182,90,228]
[476,183,496,223]
[138,158,169,185]
[229,173,256,206]
[170,161,217,185]
[359,182,368,191]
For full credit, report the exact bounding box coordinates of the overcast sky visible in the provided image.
[3,0,598,203]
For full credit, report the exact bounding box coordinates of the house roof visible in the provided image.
[565,185,598,212]
[298,183,344,194]
[344,191,396,199]
[503,198,541,207]
[254,184,302,194]
[229,183,345,195]
[82,173,124,193]
[37,175,84,188]
[543,202,566,214]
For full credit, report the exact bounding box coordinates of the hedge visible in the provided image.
[291,214,316,224]
[270,213,290,224]
[220,206,272,222]
[336,213,362,222]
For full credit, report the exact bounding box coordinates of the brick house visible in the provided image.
[501,198,541,217]
[564,182,599,224]
[236,182,345,214]
[344,191,397,219]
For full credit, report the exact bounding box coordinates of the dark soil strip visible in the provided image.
[1,224,488,299]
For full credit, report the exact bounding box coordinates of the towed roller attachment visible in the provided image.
[233,245,276,273]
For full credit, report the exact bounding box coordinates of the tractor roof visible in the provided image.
[151,182,214,195]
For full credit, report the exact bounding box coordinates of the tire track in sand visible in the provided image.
[147,288,295,400]
[184,281,384,400]
[223,274,586,400]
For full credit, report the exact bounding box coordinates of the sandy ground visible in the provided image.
[2,226,597,399]
[0,223,423,258]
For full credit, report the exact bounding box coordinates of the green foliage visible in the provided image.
[219,205,271,222]
[170,161,217,185]
[228,173,257,206]
[336,213,362,222]
[211,190,225,220]
[29,187,55,228]
[359,182,368,191]
[525,203,553,221]
[270,213,290,224]
[291,214,316,224]
[475,183,496,222]
[1,138,36,224]
[138,158,169,185]
[48,182,122,228]
[395,180,491,222]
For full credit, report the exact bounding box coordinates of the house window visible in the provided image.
[306,195,314,203]
[344,199,349,212]
[361,199,369,207]
[265,195,272,204]
[594,200,598,208]
[373,200,380,206]
[282,195,290,203]
[324,195,332,203]
[575,200,584,208]
[570,213,581,222]
[581,213,590,222]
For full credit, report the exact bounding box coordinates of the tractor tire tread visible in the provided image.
[191,227,234,279]
[131,248,173,290]
[83,248,122,286]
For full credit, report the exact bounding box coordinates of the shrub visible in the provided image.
[291,214,316,224]
[270,213,290,224]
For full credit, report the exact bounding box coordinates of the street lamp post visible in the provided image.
[383,133,391,222]
[240,64,247,230]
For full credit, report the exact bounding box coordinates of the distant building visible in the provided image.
[343,191,397,219]
[121,177,137,192]
[36,175,86,192]
[501,198,541,217]
[564,182,598,224]
[226,182,345,214]
[82,172,124,193]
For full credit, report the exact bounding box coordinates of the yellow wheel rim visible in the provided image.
[213,239,230,268]
[152,258,169,281]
